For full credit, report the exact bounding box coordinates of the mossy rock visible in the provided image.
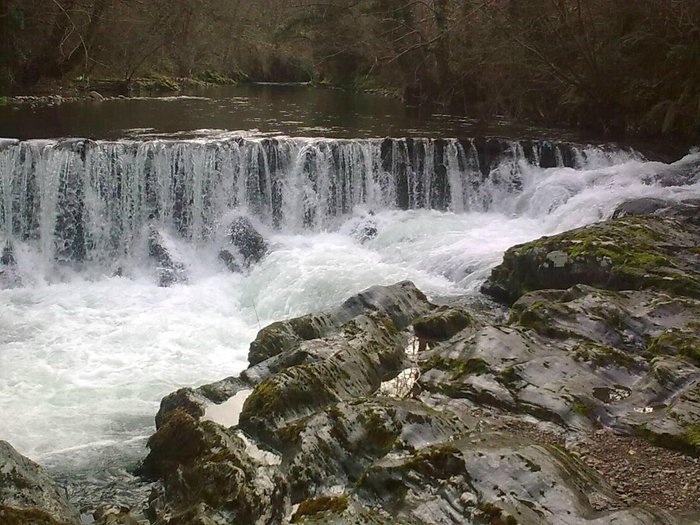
[648,328,700,366]
[248,313,334,365]
[0,507,71,525]
[412,305,476,342]
[419,355,490,379]
[482,216,700,304]
[291,496,349,523]
[635,422,700,457]
[240,313,409,442]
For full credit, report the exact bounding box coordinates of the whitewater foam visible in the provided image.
[0,140,698,475]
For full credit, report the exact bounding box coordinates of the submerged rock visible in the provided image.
[227,216,267,267]
[481,215,700,304]
[217,249,242,273]
[147,226,188,287]
[0,241,21,289]
[0,441,80,525]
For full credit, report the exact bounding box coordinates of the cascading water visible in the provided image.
[0,136,634,276]
[0,133,699,488]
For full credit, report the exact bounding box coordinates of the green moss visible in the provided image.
[291,495,349,522]
[685,423,700,448]
[478,501,518,525]
[245,379,287,415]
[488,216,700,303]
[413,306,474,341]
[0,96,9,106]
[573,342,635,368]
[647,328,700,365]
[496,366,521,387]
[515,300,578,338]
[0,507,69,525]
[635,423,700,455]
[360,410,397,453]
[195,70,237,84]
[398,443,463,479]
[571,400,591,416]
[420,355,489,378]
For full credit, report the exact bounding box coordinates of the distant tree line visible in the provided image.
[1,0,698,139]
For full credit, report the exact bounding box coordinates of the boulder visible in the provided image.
[239,312,412,444]
[481,215,700,304]
[247,280,434,366]
[420,286,700,454]
[226,216,267,267]
[0,441,80,525]
[613,198,700,225]
[147,226,187,287]
[412,305,479,343]
[0,241,21,289]
[140,409,287,525]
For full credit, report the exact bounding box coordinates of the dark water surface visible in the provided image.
[1,83,585,142]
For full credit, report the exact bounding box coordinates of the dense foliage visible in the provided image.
[1,0,698,138]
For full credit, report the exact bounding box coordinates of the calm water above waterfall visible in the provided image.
[0,84,588,142]
[1,87,699,493]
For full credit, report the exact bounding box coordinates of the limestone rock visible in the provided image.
[227,216,267,267]
[412,305,479,343]
[481,215,700,304]
[247,280,434,366]
[239,312,412,443]
[0,441,80,525]
[0,241,21,289]
[147,226,188,287]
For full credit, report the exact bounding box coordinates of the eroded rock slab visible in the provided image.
[0,441,79,525]
[481,215,700,304]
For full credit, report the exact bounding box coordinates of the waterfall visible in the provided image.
[0,136,632,270]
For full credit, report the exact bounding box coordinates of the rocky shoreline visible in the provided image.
[2,196,700,524]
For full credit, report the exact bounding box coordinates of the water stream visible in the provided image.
[0,89,698,497]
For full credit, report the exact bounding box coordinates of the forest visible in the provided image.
[1,0,699,140]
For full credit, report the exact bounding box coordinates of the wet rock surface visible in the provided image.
[0,440,80,525]
[147,226,188,287]
[0,241,22,289]
[481,215,700,303]
[139,228,700,525]
[11,207,698,524]
[227,216,268,267]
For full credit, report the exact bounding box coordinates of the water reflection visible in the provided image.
[0,83,581,141]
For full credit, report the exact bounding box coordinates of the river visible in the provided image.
[0,85,698,504]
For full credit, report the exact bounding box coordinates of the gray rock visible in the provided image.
[481,215,700,304]
[147,226,187,287]
[217,249,242,273]
[0,241,22,289]
[226,216,267,267]
[613,197,700,225]
[0,440,80,524]
[420,286,700,454]
[248,280,434,366]
[239,312,413,444]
